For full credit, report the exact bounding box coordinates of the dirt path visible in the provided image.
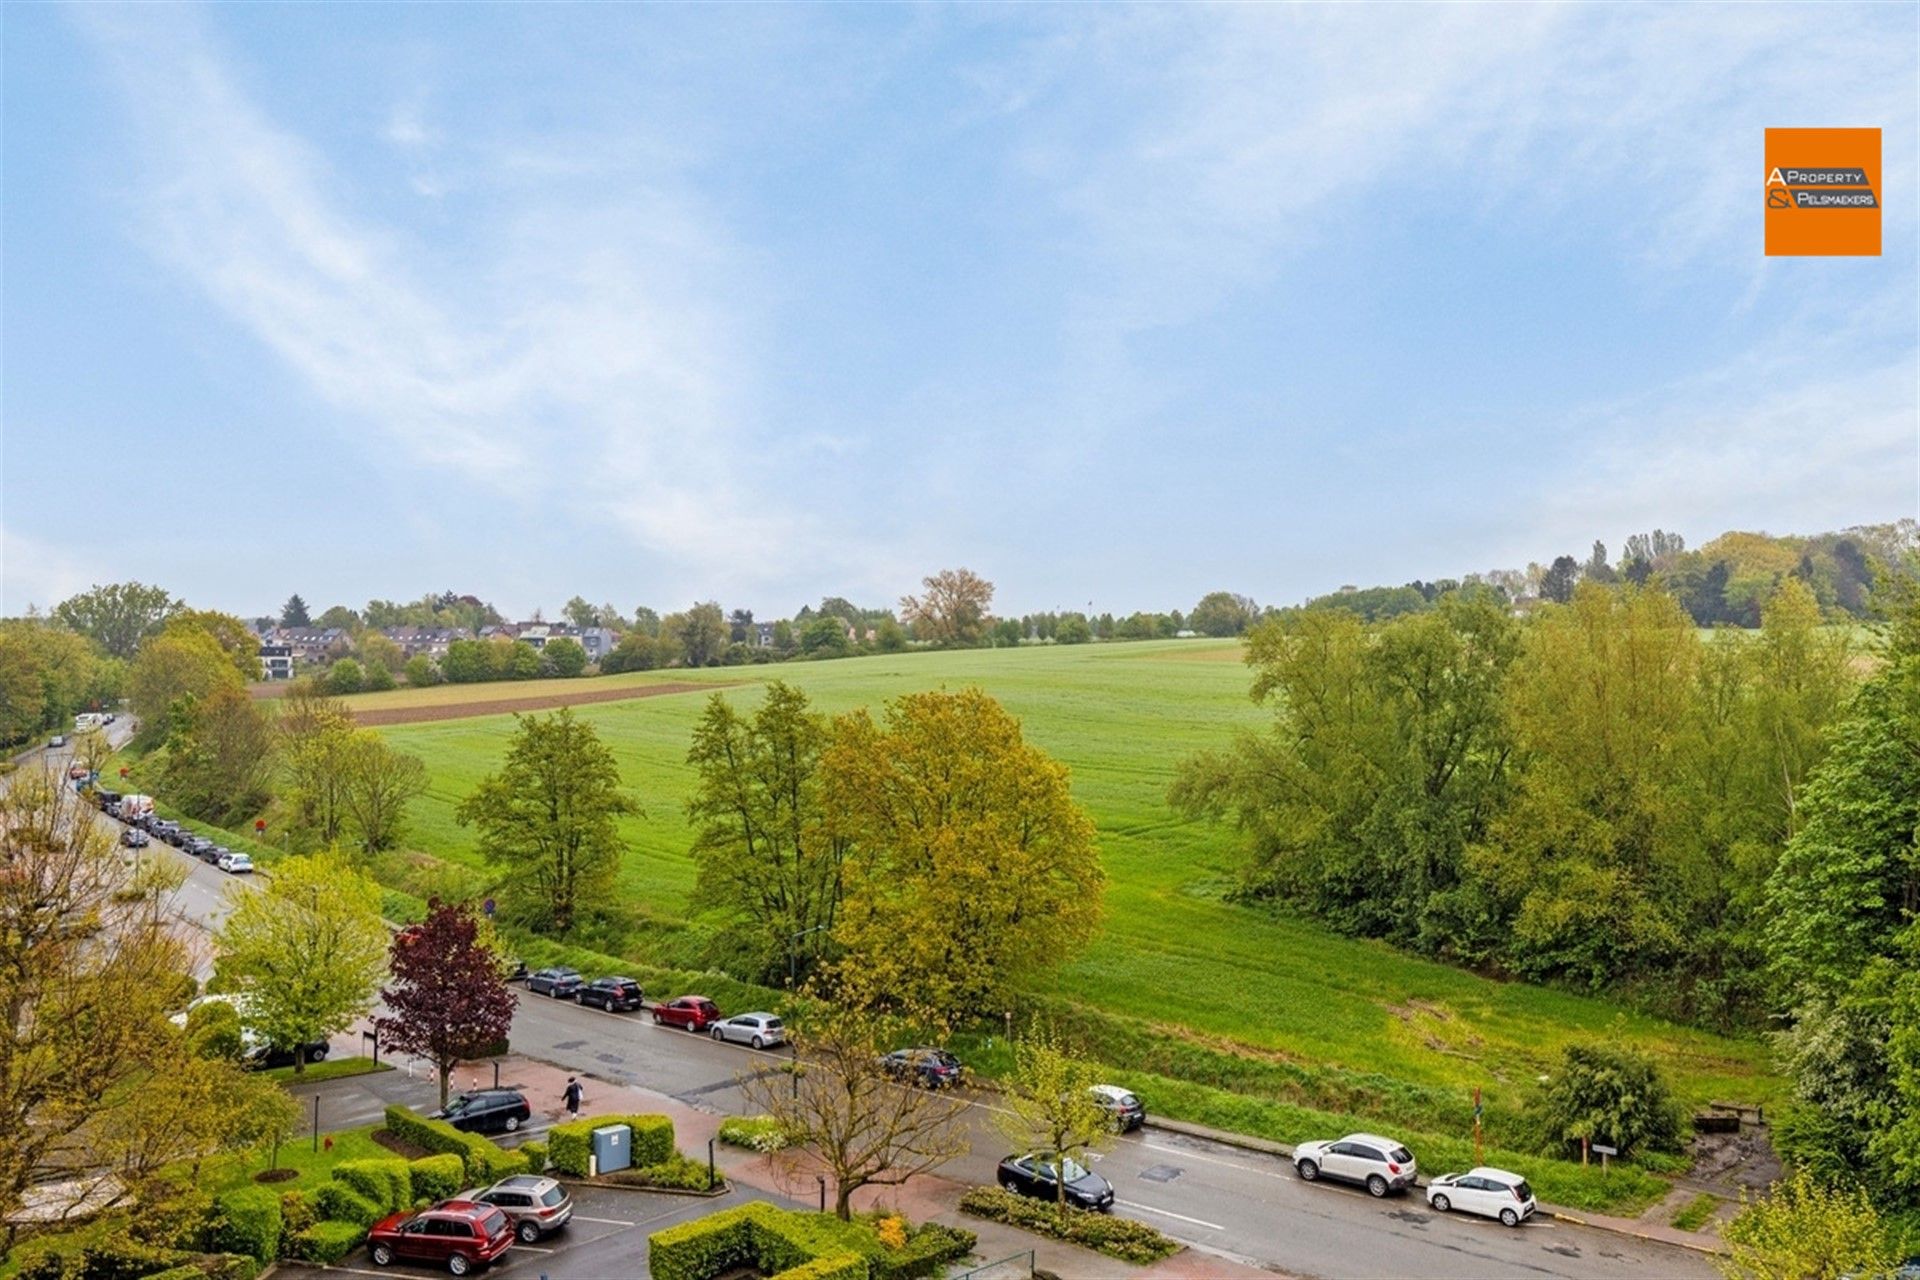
[350,680,731,726]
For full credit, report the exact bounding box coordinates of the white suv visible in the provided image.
[1426,1167,1536,1226]
[1293,1133,1417,1196]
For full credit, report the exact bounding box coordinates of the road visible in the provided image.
[96,770,1719,1280]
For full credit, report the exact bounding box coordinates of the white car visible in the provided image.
[709,1012,786,1049]
[1426,1167,1536,1227]
[217,851,254,874]
[1293,1133,1418,1196]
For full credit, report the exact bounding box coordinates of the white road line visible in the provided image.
[1115,1199,1225,1231]
[570,1215,637,1225]
[512,1245,555,1254]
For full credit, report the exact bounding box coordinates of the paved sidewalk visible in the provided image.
[462,1054,1276,1278]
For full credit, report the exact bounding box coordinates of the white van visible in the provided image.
[74,713,105,731]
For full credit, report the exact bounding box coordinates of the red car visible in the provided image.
[652,995,721,1031]
[368,1201,514,1275]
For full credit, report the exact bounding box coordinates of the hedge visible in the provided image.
[771,1257,866,1280]
[279,1189,315,1238]
[309,1183,382,1229]
[871,1223,976,1280]
[718,1115,791,1152]
[959,1187,1178,1265]
[519,1139,548,1173]
[548,1113,675,1176]
[15,1232,260,1280]
[332,1158,413,1215]
[382,1104,526,1181]
[286,1220,367,1265]
[210,1185,283,1264]
[409,1153,467,1203]
[647,1202,936,1280]
[648,1204,764,1280]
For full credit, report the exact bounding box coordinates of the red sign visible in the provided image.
[255,819,267,833]
[119,767,129,779]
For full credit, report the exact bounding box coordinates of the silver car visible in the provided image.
[709,1011,786,1049]
[455,1174,573,1243]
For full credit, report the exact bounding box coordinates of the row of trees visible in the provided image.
[1175,578,1856,1025]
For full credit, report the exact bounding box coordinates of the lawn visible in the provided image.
[260,1057,392,1085]
[200,1123,390,1196]
[360,639,1782,1135]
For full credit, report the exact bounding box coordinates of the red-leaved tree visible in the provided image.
[375,900,517,1106]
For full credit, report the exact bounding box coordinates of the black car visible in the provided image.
[246,1040,331,1069]
[94,788,122,812]
[526,967,583,999]
[882,1047,964,1089]
[996,1153,1115,1212]
[432,1089,531,1135]
[181,836,215,861]
[577,977,643,1012]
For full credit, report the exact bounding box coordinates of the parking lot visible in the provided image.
[271,1182,795,1280]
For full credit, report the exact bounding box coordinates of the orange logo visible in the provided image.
[1765,128,1881,256]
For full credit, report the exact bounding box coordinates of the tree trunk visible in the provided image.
[835,1181,855,1221]
[438,1061,453,1107]
[294,1044,307,1075]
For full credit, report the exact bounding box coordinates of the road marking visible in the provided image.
[570,1214,637,1225]
[1141,1139,1292,1181]
[1115,1199,1225,1231]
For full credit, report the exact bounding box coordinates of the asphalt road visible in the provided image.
[93,758,1721,1280]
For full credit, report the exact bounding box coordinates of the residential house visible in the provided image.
[258,641,294,681]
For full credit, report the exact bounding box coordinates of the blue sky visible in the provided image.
[3,3,1915,621]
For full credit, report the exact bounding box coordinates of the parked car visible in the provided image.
[367,1200,514,1274]
[1425,1167,1536,1227]
[1090,1084,1146,1131]
[526,967,583,999]
[1293,1133,1418,1197]
[150,820,182,843]
[504,957,529,983]
[882,1047,964,1089]
[996,1153,1115,1212]
[181,836,216,860]
[453,1174,573,1243]
[217,851,254,874]
[431,1089,531,1135]
[653,995,721,1031]
[710,1012,785,1049]
[94,789,122,811]
[47,735,66,749]
[120,828,150,849]
[67,763,89,780]
[577,977,644,1012]
[247,1040,331,1069]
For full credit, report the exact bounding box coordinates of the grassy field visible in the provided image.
[358,640,1781,1145]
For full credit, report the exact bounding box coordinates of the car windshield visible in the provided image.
[478,1207,507,1235]
[1390,1146,1413,1163]
[1118,1092,1139,1106]
[444,1096,471,1113]
[1054,1158,1090,1182]
[1513,1180,1532,1201]
[539,1186,565,1207]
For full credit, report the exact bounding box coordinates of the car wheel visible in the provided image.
[751,1035,764,1049]
[517,1220,541,1244]
[371,1244,393,1266]
[653,1012,664,1025]
[504,1115,520,1132]
[1431,1194,1451,1213]
[1367,1175,1389,1198]
[448,1254,470,1276]
[1500,1208,1520,1228]
[711,1027,724,1040]
[1297,1159,1319,1181]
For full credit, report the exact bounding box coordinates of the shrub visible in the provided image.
[648,1205,759,1280]
[287,1220,366,1265]
[332,1159,412,1214]
[519,1140,549,1173]
[718,1114,791,1153]
[603,1152,720,1192]
[278,1189,315,1238]
[549,1113,675,1176]
[960,1187,1177,1265]
[209,1186,283,1264]
[1532,1043,1684,1157]
[382,1104,523,1181]
[363,663,396,692]
[308,1183,381,1229]
[871,1222,976,1280]
[409,1153,466,1203]
[773,1257,866,1280]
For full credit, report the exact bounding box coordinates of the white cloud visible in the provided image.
[73,6,847,602]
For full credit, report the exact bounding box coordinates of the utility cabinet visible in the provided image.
[590,1123,632,1176]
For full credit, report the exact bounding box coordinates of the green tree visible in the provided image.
[771,619,797,655]
[358,630,405,674]
[1533,1042,1684,1157]
[995,1023,1115,1213]
[669,602,729,667]
[314,604,363,631]
[632,605,662,637]
[1540,554,1581,604]
[324,657,365,695]
[599,630,657,673]
[214,852,389,1074]
[280,595,311,628]
[562,596,599,629]
[505,640,542,679]
[128,626,244,741]
[1054,615,1091,644]
[160,686,278,825]
[686,684,847,985]
[441,637,497,683]
[824,688,1103,1023]
[339,731,429,855]
[542,636,588,677]
[364,661,396,691]
[874,617,908,652]
[404,654,439,687]
[52,581,179,659]
[275,681,356,848]
[1718,1170,1902,1280]
[456,708,639,935]
[1188,591,1257,637]
[165,609,266,683]
[800,614,851,658]
[899,568,994,647]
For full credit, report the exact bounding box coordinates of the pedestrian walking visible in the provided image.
[562,1076,584,1117]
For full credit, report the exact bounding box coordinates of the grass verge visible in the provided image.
[1670,1192,1720,1233]
[261,1057,392,1085]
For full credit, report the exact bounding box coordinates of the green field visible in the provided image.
[361,639,1780,1154]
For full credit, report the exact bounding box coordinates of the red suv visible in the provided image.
[368,1201,514,1275]
[652,995,721,1031]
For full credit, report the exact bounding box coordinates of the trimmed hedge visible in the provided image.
[647,1202,953,1280]
[548,1113,675,1176]
[279,1189,315,1238]
[383,1104,526,1181]
[774,1257,867,1280]
[210,1185,283,1264]
[409,1153,466,1203]
[519,1139,549,1173]
[15,1231,260,1280]
[287,1220,367,1265]
[718,1115,791,1152]
[872,1223,976,1280]
[648,1204,763,1280]
[960,1187,1177,1265]
[332,1158,412,1214]
[309,1183,381,1229]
